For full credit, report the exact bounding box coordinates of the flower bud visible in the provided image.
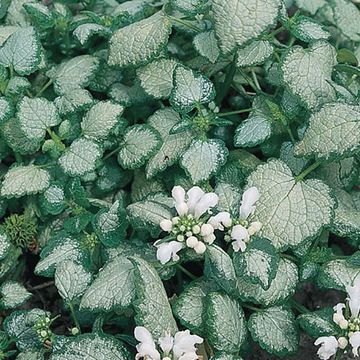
[200,224,214,236]
[172,217,180,225]
[180,225,186,232]
[186,231,193,237]
[71,327,80,336]
[177,235,185,242]
[40,330,48,338]
[160,219,173,232]
[186,236,198,248]
[339,319,349,330]
[338,337,348,349]
[203,234,216,244]
[192,225,201,234]
[248,221,262,235]
[194,241,206,254]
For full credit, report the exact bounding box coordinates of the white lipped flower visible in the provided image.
[347,277,360,319]
[156,186,219,264]
[314,336,339,360]
[134,327,203,360]
[350,332,360,356]
[333,303,348,329]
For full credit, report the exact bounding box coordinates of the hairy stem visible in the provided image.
[295,160,322,182]
[218,108,252,116]
[176,264,197,280]
[68,301,81,333]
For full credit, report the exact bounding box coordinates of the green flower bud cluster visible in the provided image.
[33,316,52,342]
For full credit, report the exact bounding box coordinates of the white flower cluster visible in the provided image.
[134,326,203,360]
[209,187,262,252]
[155,185,262,264]
[315,278,360,359]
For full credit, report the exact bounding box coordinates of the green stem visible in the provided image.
[36,78,53,97]
[334,350,343,360]
[290,299,310,314]
[68,301,81,333]
[287,127,296,144]
[242,303,261,312]
[168,15,202,32]
[176,264,197,280]
[46,128,65,150]
[216,59,236,104]
[295,160,322,182]
[281,253,298,263]
[218,108,252,116]
[270,25,286,38]
[251,70,262,92]
[102,146,122,162]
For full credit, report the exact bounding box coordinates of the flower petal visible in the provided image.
[187,186,205,214]
[314,336,338,360]
[239,187,260,220]
[159,334,174,354]
[346,277,360,318]
[208,211,232,230]
[156,241,184,265]
[350,332,360,357]
[194,192,218,218]
[231,224,249,241]
[172,186,186,205]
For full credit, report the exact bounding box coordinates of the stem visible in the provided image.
[176,264,197,280]
[28,280,54,291]
[46,128,65,150]
[251,70,262,92]
[270,25,286,38]
[295,160,322,182]
[68,301,81,333]
[281,253,298,263]
[287,127,296,144]
[334,350,343,360]
[216,59,236,104]
[102,146,122,162]
[167,15,202,32]
[36,78,53,97]
[290,299,310,314]
[218,108,252,116]
[242,303,261,312]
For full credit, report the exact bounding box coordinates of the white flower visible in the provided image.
[338,336,348,349]
[239,187,260,220]
[160,219,173,232]
[333,303,348,329]
[350,331,360,356]
[346,277,360,319]
[134,326,161,360]
[208,212,232,231]
[231,224,249,252]
[172,330,203,359]
[194,241,206,254]
[200,224,214,236]
[155,241,184,265]
[159,334,174,355]
[247,221,262,236]
[314,336,338,360]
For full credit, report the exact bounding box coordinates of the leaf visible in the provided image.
[54,260,92,301]
[1,165,50,198]
[118,125,161,170]
[233,238,280,290]
[146,108,194,178]
[0,281,31,309]
[0,26,17,45]
[205,292,246,353]
[205,245,238,297]
[290,16,330,42]
[130,256,178,338]
[0,26,41,75]
[49,333,129,360]
[54,89,93,116]
[35,233,89,277]
[170,65,215,113]
[59,138,102,177]
[236,40,274,67]
[210,353,243,360]
[3,308,50,352]
[246,159,335,250]
[295,103,360,161]
[331,0,360,41]
[281,41,337,110]
[23,2,54,29]
[212,0,281,54]
[0,96,13,124]
[234,115,272,148]
[127,194,173,237]
[215,182,242,214]
[80,256,135,312]
[298,308,337,338]
[174,278,216,335]
[318,259,360,291]
[108,12,172,68]
[16,351,44,360]
[5,76,30,96]
[81,101,124,140]
[248,306,299,356]
[109,82,150,107]
[295,0,326,15]
[279,141,309,176]
[93,200,128,247]
[236,258,298,306]
[193,30,220,64]
[171,0,209,14]
[73,23,110,45]
[52,55,100,95]
[180,139,228,184]
[137,58,177,99]
[17,96,60,141]
[0,230,11,261]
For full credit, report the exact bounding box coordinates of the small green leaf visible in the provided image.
[17,96,60,141]
[108,12,172,68]
[73,23,110,45]
[39,183,66,215]
[59,138,102,177]
[236,40,274,67]
[180,139,228,184]
[281,41,337,110]
[248,306,299,356]
[146,108,194,178]
[80,256,135,312]
[295,103,360,161]
[93,200,128,247]
[212,0,281,54]
[137,58,177,99]
[49,333,129,360]
[0,26,41,75]
[0,281,31,309]
[81,101,124,140]
[205,292,246,353]
[290,16,330,42]
[193,30,220,64]
[170,65,215,113]
[247,159,335,250]
[55,260,92,301]
[118,125,161,170]
[233,238,280,290]
[23,2,54,29]
[1,165,50,198]
[130,256,178,338]
[337,48,358,66]
[298,308,337,338]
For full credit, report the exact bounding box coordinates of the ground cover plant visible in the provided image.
[0,0,360,359]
